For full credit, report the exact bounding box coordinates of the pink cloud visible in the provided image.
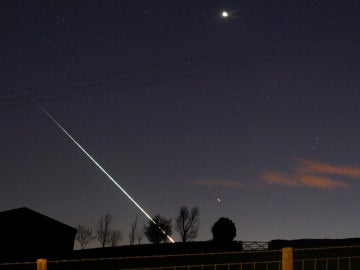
[190,178,243,189]
[296,159,360,178]
[260,172,299,187]
[298,174,349,189]
[261,158,358,190]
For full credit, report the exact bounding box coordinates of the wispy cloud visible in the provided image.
[297,174,348,189]
[190,178,243,189]
[261,159,359,190]
[260,172,299,187]
[296,159,360,178]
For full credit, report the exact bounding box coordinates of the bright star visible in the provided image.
[221,11,229,18]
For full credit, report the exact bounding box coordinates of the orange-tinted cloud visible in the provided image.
[190,178,243,188]
[296,159,360,178]
[298,174,349,189]
[261,158,358,190]
[260,172,299,187]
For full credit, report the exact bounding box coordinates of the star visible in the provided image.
[221,11,229,18]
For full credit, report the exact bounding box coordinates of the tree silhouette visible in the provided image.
[211,217,236,243]
[129,216,144,245]
[129,216,138,245]
[108,229,123,247]
[176,206,199,242]
[75,224,95,249]
[96,214,112,247]
[144,215,172,244]
[135,227,144,244]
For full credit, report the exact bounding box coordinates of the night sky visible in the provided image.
[1,1,360,247]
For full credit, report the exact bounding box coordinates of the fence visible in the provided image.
[293,256,360,270]
[1,245,360,270]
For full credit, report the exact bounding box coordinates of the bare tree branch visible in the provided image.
[75,224,95,249]
[129,216,138,245]
[96,214,112,247]
[135,227,144,244]
[109,229,123,247]
[176,206,199,242]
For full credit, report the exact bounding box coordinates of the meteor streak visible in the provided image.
[33,99,175,243]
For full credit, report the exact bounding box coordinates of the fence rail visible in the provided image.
[1,245,360,270]
[294,256,360,270]
[45,261,284,270]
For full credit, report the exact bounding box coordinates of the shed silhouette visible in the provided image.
[0,207,76,260]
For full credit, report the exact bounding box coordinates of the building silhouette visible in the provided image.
[0,207,76,261]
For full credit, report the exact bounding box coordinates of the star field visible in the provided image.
[1,1,360,247]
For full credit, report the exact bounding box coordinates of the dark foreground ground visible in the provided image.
[1,240,360,270]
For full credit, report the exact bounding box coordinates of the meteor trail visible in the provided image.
[33,99,175,243]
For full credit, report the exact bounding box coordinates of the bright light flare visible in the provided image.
[221,11,229,17]
[33,99,175,243]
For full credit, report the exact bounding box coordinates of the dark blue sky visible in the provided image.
[1,0,360,247]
